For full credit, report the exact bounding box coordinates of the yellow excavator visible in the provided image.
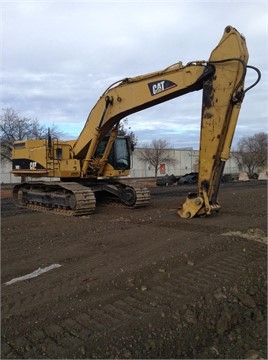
[11,26,261,218]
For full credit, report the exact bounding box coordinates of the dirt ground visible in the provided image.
[1,181,267,359]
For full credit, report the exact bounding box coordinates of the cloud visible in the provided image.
[1,1,267,149]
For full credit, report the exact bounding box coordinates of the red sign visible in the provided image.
[160,163,166,174]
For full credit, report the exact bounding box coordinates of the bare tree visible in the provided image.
[233,132,267,174]
[138,139,176,179]
[0,107,63,162]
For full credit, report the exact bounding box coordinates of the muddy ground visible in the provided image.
[1,181,267,359]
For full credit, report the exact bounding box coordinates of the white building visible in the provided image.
[131,147,239,178]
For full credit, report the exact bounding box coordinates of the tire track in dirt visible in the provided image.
[2,239,266,359]
[1,222,212,318]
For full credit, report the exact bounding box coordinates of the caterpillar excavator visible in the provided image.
[11,26,261,218]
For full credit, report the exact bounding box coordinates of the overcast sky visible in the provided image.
[1,0,267,149]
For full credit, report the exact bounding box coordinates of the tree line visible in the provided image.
[0,107,267,177]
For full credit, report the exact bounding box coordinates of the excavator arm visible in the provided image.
[179,27,260,218]
[179,26,250,218]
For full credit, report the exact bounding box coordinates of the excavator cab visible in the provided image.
[95,136,131,171]
[110,137,132,170]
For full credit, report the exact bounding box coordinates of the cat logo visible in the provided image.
[148,80,177,96]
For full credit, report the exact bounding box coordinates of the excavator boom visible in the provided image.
[73,62,212,174]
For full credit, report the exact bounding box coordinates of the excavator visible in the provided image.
[11,26,261,218]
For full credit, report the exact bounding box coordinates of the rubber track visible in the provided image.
[131,186,151,208]
[99,185,151,208]
[13,183,149,215]
[13,182,96,216]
